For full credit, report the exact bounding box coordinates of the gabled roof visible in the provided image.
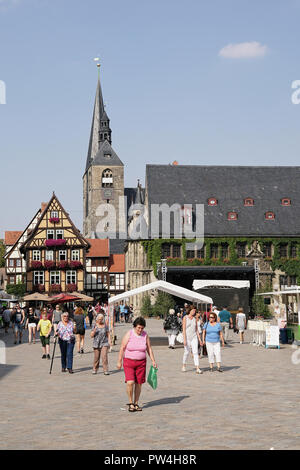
[146,165,300,237]
[5,231,23,246]
[20,193,90,252]
[4,208,42,259]
[86,239,110,257]
[109,254,125,273]
[92,140,123,167]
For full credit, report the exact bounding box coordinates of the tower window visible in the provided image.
[208,198,218,206]
[102,169,113,188]
[244,198,254,206]
[228,212,238,220]
[281,198,291,206]
[265,212,275,220]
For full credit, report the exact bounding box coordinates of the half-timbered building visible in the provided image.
[20,194,90,295]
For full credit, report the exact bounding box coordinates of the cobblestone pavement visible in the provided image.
[0,319,299,450]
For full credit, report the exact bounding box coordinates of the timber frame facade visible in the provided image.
[20,193,90,295]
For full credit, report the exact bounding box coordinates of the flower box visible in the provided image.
[31,261,43,269]
[69,261,82,268]
[50,284,61,293]
[44,260,55,269]
[33,284,45,293]
[57,261,68,269]
[49,217,60,223]
[66,283,77,292]
[45,239,66,247]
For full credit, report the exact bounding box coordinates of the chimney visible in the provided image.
[41,202,48,213]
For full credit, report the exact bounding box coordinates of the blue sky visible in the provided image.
[1,0,300,237]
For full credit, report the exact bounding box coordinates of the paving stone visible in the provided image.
[0,320,299,450]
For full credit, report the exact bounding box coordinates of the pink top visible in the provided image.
[124,329,147,360]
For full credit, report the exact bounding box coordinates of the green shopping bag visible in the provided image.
[147,365,158,390]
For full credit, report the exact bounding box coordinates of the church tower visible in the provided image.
[83,66,125,241]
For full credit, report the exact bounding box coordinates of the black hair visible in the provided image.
[133,316,146,328]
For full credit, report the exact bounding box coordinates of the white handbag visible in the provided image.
[176,332,184,344]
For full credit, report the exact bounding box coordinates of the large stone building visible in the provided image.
[80,69,300,319]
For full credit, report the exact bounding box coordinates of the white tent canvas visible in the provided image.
[108,280,213,305]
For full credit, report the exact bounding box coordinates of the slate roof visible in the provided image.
[146,165,300,237]
[92,140,123,167]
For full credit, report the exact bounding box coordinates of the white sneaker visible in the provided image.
[240,341,243,344]
[196,368,203,374]
[181,365,186,372]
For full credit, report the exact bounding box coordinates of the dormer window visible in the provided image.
[244,198,254,206]
[281,198,291,206]
[265,211,275,220]
[228,212,238,220]
[208,198,218,206]
[102,168,113,188]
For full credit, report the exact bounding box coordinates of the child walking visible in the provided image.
[37,311,52,359]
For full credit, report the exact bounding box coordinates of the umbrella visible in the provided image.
[71,292,94,302]
[23,293,51,302]
[49,293,79,303]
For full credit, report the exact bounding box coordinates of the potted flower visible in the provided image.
[66,283,77,292]
[44,260,55,269]
[49,217,60,223]
[69,261,82,268]
[31,261,43,269]
[57,260,68,269]
[45,239,66,247]
[50,284,61,293]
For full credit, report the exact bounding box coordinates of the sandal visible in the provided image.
[127,403,136,412]
[134,404,142,411]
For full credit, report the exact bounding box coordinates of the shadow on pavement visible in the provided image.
[0,364,19,380]
[143,395,190,409]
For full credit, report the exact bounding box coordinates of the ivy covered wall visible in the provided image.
[141,237,300,281]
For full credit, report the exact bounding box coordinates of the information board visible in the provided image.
[265,326,280,349]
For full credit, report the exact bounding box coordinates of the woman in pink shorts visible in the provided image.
[117,316,157,412]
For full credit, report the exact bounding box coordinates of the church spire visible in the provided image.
[85,64,112,171]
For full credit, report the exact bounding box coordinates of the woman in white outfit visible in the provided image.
[182,308,203,374]
[203,312,225,372]
[236,307,247,344]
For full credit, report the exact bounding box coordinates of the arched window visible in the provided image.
[244,198,254,206]
[102,169,113,188]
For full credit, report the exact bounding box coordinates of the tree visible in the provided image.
[6,281,26,299]
[140,295,153,318]
[152,292,175,319]
[251,284,273,319]
[0,240,5,268]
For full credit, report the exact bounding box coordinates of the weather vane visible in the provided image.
[94,57,101,77]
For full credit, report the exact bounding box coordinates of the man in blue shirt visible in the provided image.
[218,307,233,344]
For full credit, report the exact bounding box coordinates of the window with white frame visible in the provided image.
[9,276,15,284]
[33,250,41,261]
[50,271,60,285]
[34,271,44,285]
[71,250,80,261]
[56,230,64,240]
[9,259,14,267]
[45,250,54,261]
[47,230,54,240]
[115,274,125,290]
[66,270,76,284]
[16,259,21,267]
[109,274,115,287]
[59,250,67,261]
[51,211,59,218]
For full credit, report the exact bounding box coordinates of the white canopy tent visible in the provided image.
[257,288,300,326]
[108,280,213,305]
[193,280,250,290]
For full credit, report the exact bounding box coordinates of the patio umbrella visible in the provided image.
[49,293,79,303]
[71,292,94,302]
[23,293,51,302]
